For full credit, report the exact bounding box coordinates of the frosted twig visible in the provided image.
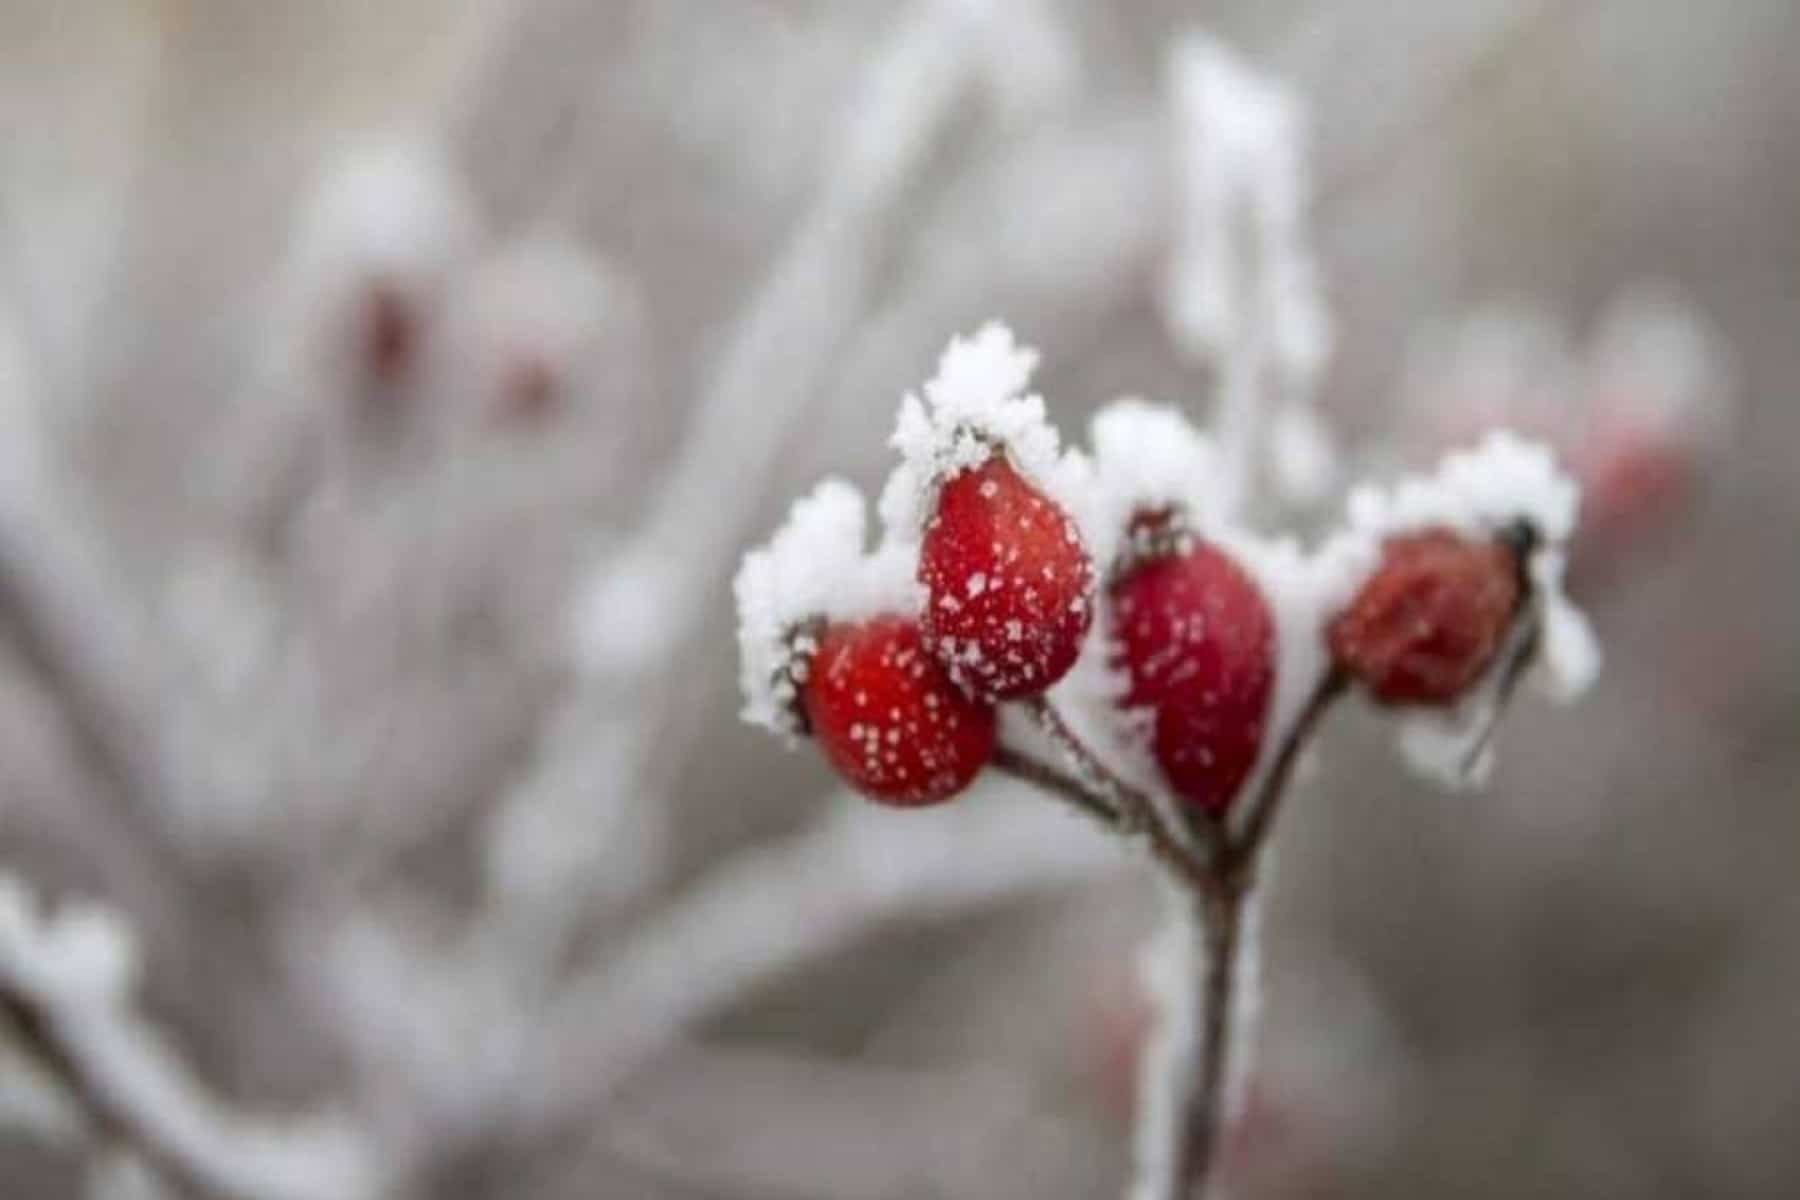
[0,876,381,1200]
[465,0,1005,1053]
[0,305,193,851]
[575,0,991,679]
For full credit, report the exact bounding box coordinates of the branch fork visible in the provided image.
[992,672,1346,1199]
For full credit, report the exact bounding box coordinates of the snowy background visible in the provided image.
[1,2,1797,1197]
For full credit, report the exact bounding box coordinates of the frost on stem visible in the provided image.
[1160,33,1335,517]
[1161,36,1329,383]
[0,875,378,1200]
[1323,432,1601,785]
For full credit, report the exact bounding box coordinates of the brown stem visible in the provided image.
[1173,887,1243,1198]
[1458,601,1543,779]
[1224,669,1346,877]
[989,745,1121,827]
[1015,698,1216,890]
[997,679,1344,1200]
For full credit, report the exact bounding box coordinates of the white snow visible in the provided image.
[878,322,1072,539]
[287,138,478,311]
[735,478,920,740]
[1161,34,1331,388]
[1078,399,1224,570]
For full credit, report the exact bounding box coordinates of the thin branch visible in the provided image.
[1020,695,1217,891]
[1170,888,1244,1199]
[2,987,221,1199]
[1225,668,1347,875]
[0,890,381,1200]
[990,745,1121,828]
[1459,601,1543,778]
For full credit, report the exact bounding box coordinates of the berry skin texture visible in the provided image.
[1328,527,1522,707]
[1111,539,1275,816]
[918,455,1095,700]
[801,615,996,807]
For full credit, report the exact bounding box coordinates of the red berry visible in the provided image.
[918,455,1094,700]
[1328,527,1521,706]
[361,279,419,384]
[1111,537,1275,816]
[801,614,996,807]
[1577,424,1691,543]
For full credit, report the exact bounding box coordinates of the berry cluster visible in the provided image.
[736,325,1597,818]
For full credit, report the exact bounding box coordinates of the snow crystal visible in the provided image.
[878,323,1071,539]
[735,479,920,740]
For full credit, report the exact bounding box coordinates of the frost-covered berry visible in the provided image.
[1327,527,1522,707]
[1111,531,1274,815]
[918,455,1094,700]
[801,615,996,807]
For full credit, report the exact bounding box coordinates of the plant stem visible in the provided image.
[0,988,220,1200]
[1014,697,1217,889]
[1225,669,1346,876]
[1174,885,1243,1197]
[999,676,1345,1200]
[989,745,1121,827]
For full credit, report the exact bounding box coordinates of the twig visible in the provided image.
[0,898,381,1200]
[1458,602,1543,778]
[1225,668,1347,876]
[1172,887,1243,1196]
[990,746,1121,828]
[1021,696,1219,884]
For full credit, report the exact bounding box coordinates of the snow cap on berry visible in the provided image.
[1328,430,1598,701]
[878,322,1072,537]
[1078,399,1224,571]
[286,139,479,357]
[1319,432,1601,786]
[735,479,919,740]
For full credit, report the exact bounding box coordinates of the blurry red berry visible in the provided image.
[495,355,560,427]
[1328,527,1521,706]
[1577,424,1691,542]
[918,455,1094,700]
[362,279,419,384]
[801,614,996,807]
[1111,537,1275,816]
